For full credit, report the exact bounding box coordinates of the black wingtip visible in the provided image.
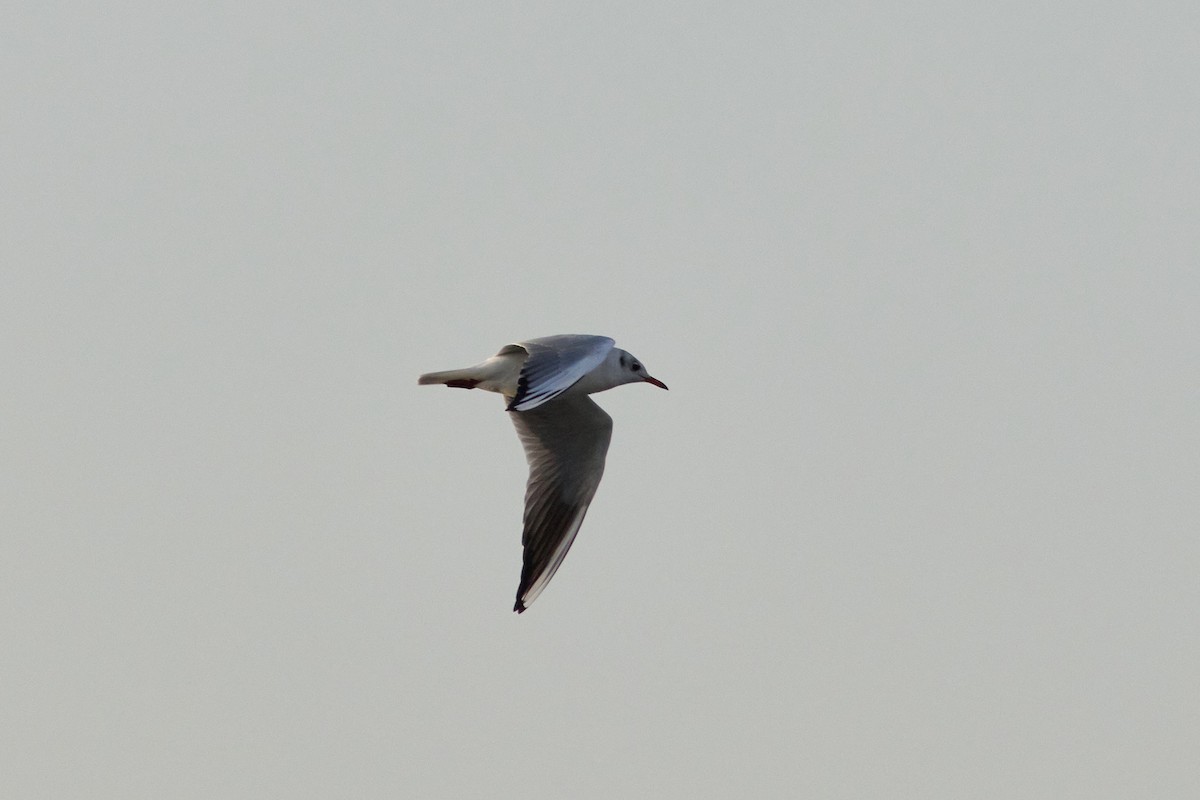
[513,599,527,614]
[508,372,531,411]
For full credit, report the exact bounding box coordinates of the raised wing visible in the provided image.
[509,394,614,612]
[506,334,615,411]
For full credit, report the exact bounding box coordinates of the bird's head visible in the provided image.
[615,349,668,391]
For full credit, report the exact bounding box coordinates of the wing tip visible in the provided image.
[513,598,527,614]
[510,373,531,409]
[507,394,550,412]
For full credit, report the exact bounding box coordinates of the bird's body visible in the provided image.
[418,334,668,612]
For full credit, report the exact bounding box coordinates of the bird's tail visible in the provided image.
[418,367,483,389]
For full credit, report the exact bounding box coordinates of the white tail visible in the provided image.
[418,348,526,396]
[418,367,483,389]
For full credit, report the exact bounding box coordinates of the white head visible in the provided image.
[611,348,669,390]
[574,346,669,396]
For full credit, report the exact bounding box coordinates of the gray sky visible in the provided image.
[3,2,1197,798]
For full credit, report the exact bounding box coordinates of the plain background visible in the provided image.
[3,3,1197,798]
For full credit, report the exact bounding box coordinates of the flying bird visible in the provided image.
[418,334,668,613]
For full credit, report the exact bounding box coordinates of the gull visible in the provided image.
[418,334,668,613]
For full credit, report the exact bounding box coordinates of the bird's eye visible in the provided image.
[632,363,641,371]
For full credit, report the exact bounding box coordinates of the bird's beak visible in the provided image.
[643,375,669,390]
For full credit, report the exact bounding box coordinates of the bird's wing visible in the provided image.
[505,335,615,411]
[509,394,614,612]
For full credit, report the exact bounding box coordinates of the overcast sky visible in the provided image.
[3,3,1197,798]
